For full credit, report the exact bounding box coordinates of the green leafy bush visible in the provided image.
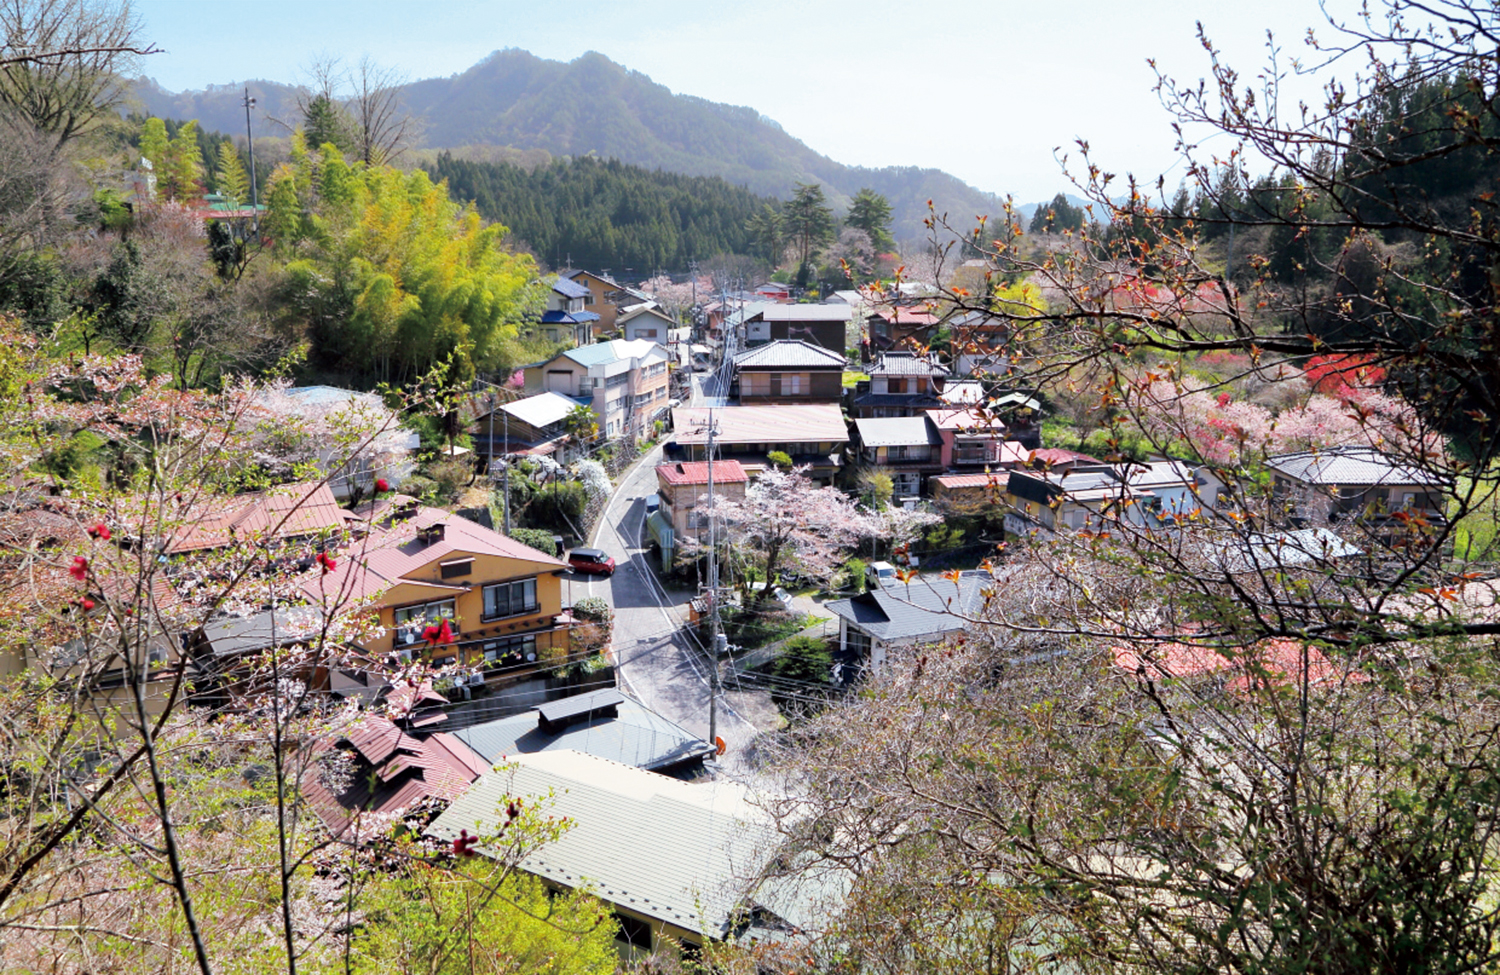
[507,527,557,556]
[572,596,612,627]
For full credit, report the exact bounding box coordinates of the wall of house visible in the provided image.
[657,477,747,539]
[737,369,842,404]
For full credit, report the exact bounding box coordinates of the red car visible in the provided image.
[567,547,616,576]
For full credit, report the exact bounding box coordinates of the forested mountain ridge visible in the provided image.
[128,49,1004,244]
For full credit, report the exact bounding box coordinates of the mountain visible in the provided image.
[128,49,1006,244]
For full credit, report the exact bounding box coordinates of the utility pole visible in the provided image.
[705,410,722,748]
[242,88,259,237]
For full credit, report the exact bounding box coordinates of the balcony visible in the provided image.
[952,444,1000,466]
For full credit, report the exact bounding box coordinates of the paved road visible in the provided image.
[585,426,776,774]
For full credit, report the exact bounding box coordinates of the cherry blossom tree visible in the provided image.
[709,467,870,591]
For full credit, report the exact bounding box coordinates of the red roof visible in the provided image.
[872,307,940,326]
[1028,448,1101,467]
[165,481,345,554]
[931,473,1009,490]
[302,717,490,838]
[1114,638,1359,692]
[656,460,749,486]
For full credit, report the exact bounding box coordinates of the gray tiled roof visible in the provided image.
[452,698,713,772]
[827,574,992,643]
[1266,447,1443,487]
[1209,527,1363,575]
[733,339,846,370]
[854,415,942,448]
[869,352,949,377]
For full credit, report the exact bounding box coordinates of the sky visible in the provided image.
[131,0,1364,203]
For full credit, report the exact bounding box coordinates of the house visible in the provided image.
[850,351,949,418]
[618,304,677,343]
[522,339,672,440]
[731,340,846,405]
[867,304,940,352]
[929,471,1011,516]
[164,481,347,555]
[668,405,849,483]
[561,269,634,336]
[1003,468,1146,539]
[253,386,420,499]
[1207,526,1363,576]
[470,391,584,461]
[743,303,852,351]
[302,716,490,839]
[537,276,600,347]
[1266,446,1447,528]
[852,416,944,499]
[941,309,1011,377]
[655,459,749,541]
[926,407,1011,469]
[1120,459,1199,519]
[988,391,1045,449]
[428,750,831,957]
[306,500,578,690]
[451,689,715,777]
[826,573,994,674]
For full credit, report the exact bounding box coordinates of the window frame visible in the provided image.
[482,577,539,622]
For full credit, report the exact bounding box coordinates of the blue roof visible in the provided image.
[540,309,601,324]
[551,276,592,299]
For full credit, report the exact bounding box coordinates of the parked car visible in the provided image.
[866,561,897,589]
[567,547,616,576]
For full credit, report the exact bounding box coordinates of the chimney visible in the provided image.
[418,523,446,545]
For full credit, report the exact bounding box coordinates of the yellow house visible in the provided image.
[309,500,577,683]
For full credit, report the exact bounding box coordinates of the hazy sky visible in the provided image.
[132,0,1361,202]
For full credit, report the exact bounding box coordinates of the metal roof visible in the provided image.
[1266,447,1444,486]
[165,481,346,554]
[757,304,855,322]
[826,574,993,643]
[940,380,986,405]
[539,309,601,324]
[732,339,847,370]
[200,605,326,657]
[854,415,942,448]
[562,339,668,369]
[670,405,848,447]
[551,276,592,299]
[656,460,749,486]
[500,391,583,429]
[428,751,784,935]
[1209,527,1363,575]
[453,697,713,772]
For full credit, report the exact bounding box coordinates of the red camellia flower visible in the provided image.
[315,551,337,574]
[375,478,391,492]
[453,829,478,858]
[87,522,111,541]
[69,556,88,581]
[80,598,95,611]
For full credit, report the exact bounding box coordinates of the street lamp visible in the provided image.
[242,88,259,237]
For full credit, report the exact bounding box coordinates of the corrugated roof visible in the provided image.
[733,340,846,370]
[562,339,667,369]
[428,751,780,935]
[453,698,713,771]
[1266,447,1444,486]
[926,407,1005,432]
[940,380,986,405]
[165,482,345,554]
[670,405,848,447]
[826,574,993,643]
[855,415,942,448]
[501,391,583,429]
[758,304,855,322]
[656,460,749,486]
[931,473,1009,490]
[1209,527,1363,575]
[200,605,326,657]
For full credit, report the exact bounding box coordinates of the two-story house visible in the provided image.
[523,340,672,440]
[654,459,749,544]
[927,407,1010,469]
[1266,446,1448,529]
[537,276,600,347]
[618,304,678,343]
[867,304,941,353]
[743,304,852,351]
[470,391,582,462]
[668,404,849,483]
[852,415,945,499]
[1003,467,1147,539]
[561,269,637,337]
[850,351,949,418]
[306,500,577,687]
[731,340,846,405]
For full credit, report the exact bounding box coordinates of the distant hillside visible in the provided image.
[129,50,1004,244]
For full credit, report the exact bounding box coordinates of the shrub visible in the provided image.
[426,456,472,501]
[767,450,793,470]
[573,596,612,627]
[398,474,438,501]
[842,557,867,593]
[507,527,557,556]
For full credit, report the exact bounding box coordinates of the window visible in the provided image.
[783,373,806,395]
[545,329,559,342]
[439,558,473,579]
[638,327,657,338]
[483,578,538,620]
[887,378,907,394]
[393,599,457,646]
[614,912,652,951]
[481,634,537,669]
